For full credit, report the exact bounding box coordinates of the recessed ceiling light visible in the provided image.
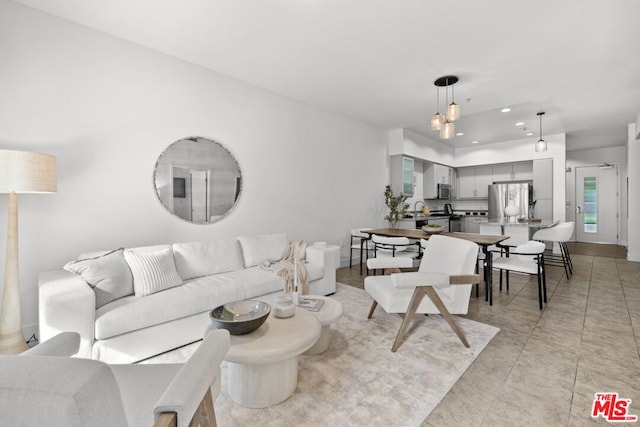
[525,132,534,136]
[456,132,464,136]
[501,107,511,113]
[515,121,525,126]
[471,140,479,144]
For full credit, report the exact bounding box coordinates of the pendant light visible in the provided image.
[432,75,460,140]
[535,112,547,152]
[430,86,444,131]
[446,80,460,122]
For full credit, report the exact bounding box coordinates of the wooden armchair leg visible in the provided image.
[391,287,426,352]
[190,388,216,427]
[423,287,470,348]
[154,388,216,427]
[367,300,378,319]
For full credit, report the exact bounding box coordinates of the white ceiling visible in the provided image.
[13,0,640,151]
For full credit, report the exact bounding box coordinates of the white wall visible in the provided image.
[628,122,640,261]
[566,146,628,244]
[0,1,388,337]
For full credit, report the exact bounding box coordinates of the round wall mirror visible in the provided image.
[154,137,242,224]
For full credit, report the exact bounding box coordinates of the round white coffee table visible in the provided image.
[209,308,320,408]
[302,295,344,355]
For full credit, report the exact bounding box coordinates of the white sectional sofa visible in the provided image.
[38,233,337,363]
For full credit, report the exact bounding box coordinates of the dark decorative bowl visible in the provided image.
[210,300,271,335]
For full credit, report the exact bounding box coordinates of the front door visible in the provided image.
[575,165,618,244]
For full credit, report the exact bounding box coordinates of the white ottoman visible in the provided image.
[301,295,343,355]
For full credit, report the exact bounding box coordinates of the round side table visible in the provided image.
[301,295,343,355]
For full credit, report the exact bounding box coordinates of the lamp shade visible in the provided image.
[431,112,444,131]
[447,102,460,122]
[0,150,57,193]
[535,138,547,152]
[440,121,455,139]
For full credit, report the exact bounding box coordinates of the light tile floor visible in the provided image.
[337,245,640,426]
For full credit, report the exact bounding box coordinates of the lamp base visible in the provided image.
[0,330,27,354]
[0,192,27,354]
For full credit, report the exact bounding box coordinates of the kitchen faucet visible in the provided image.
[414,201,425,218]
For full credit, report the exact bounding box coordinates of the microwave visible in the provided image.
[437,183,452,199]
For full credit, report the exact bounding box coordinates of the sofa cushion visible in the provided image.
[124,247,183,297]
[94,267,283,340]
[172,239,244,280]
[63,248,134,308]
[238,233,288,268]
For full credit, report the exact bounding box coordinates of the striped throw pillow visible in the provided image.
[124,247,183,297]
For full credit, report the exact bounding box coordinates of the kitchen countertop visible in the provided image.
[487,219,557,227]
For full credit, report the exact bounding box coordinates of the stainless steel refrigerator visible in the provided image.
[488,182,531,221]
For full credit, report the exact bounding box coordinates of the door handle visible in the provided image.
[576,206,581,214]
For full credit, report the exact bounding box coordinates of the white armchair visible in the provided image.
[364,235,481,352]
[0,330,230,427]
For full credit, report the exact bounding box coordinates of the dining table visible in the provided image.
[360,228,509,305]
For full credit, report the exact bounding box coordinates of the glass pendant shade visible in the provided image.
[535,138,547,152]
[431,112,444,131]
[447,102,460,122]
[440,121,455,139]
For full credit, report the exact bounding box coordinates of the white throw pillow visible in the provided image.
[238,233,288,268]
[124,247,183,297]
[172,239,244,280]
[64,248,133,308]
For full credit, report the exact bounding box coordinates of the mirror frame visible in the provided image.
[153,136,242,224]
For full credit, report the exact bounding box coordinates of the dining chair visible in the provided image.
[350,228,374,274]
[532,221,574,279]
[366,234,420,275]
[364,235,481,352]
[492,240,547,309]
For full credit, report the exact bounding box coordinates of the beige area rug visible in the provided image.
[146,283,499,426]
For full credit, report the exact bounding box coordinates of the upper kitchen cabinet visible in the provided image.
[389,155,414,196]
[423,162,455,199]
[457,165,492,198]
[492,161,533,182]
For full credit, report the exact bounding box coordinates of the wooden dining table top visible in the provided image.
[361,228,509,246]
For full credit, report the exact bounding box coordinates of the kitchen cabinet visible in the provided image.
[462,216,487,233]
[457,166,492,198]
[389,155,414,196]
[492,161,533,182]
[423,162,454,199]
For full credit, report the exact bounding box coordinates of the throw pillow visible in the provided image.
[63,248,134,308]
[124,247,183,297]
[238,233,288,268]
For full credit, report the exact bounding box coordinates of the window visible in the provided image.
[584,176,597,233]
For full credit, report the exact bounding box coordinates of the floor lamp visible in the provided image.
[0,149,56,354]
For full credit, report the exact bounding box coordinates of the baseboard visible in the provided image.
[628,252,640,262]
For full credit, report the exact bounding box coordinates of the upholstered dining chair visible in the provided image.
[366,234,420,275]
[492,240,547,309]
[350,227,374,274]
[1,330,230,427]
[364,235,481,352]
[532,221,574,279]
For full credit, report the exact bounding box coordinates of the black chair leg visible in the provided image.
[537,271,543,310]
[506,270,509,292]
[349,245,354,270]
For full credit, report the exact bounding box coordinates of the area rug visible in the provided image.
[145,283,499,426]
